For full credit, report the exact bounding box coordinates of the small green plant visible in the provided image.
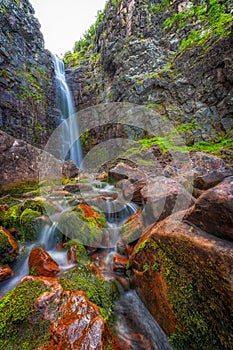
[152,261,160,272]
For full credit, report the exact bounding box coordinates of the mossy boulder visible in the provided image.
[130,212,233,350]
[64,239,90,265]
[0,226,19,264]
[0,279,50,349]
[57,204,106,247]
[22,197,58,216]
[58,265,119,323]
[19,208,41,241]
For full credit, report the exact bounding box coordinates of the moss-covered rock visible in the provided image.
[20,208,41,241]
[0,279,50,349]
[130,212,233,350]
[0,204,23,230]
[22,197,58,216]
[57,204,106,246]
[58,265,119,323]
[64,239,90,265]
[0,226,19,264]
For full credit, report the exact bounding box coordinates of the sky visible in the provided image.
[29,0,107,56]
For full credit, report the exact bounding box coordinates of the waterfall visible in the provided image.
[52,54,82,166]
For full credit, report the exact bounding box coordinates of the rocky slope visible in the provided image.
[0,0,58,147]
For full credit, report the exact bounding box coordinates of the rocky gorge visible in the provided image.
[0,0,233,349]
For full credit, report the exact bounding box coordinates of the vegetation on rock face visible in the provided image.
[164,0,232,53]
[59,265,119,323]
[133,235,233,350]
[0,279,50,349]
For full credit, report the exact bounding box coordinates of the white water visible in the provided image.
[52,54,82,166]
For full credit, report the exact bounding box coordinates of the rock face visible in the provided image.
[66,0,233,151]
[185,176,233,241]
[0,0,58,147]
[130,211,233,350]
[0,130,62,193]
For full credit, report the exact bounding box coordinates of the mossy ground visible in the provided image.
[58,265,119,323]
[19,208,41,241]
[0,279,50,350]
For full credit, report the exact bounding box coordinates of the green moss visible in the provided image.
[22,198,58,216]
[58,265,119,322]
[0,204,23,229]
[144,236,233,349]
[64,239,90,264]
[57,208,103,246]
[20,208,41,241]
[0,230,11,250]
[0,279,50,349]
[1,180,39,196]
[164,0,232,53]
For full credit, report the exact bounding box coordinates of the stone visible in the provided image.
[28,248,60,277]
[193,168,233,190]
[120,208,144,244]
[62,160,80,179]
[184,176,233,241]
[0,264,14,282]
[0,226,19,264]
[108,162,144,182]
[113,255,128,274]
[130,211,233,349]
[140,176,195,225]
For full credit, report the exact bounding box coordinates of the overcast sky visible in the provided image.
[30,0,107,56]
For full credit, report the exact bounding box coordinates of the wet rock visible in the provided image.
[0,264,14,282]
[185,176,233,241]
[40,290,118,350]
[120,209,144,244]
[130,211,233,349]
[0,226,19,263]
[140,176,195,225]
[28,248,60,277]
[113,255,128,274]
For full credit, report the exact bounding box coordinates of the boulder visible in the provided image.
[0,131,62,194]
[28,248,60,277]
[0,226,19,263]
[130,212,233,349]
[108,162,144,182]
[62,160,80,179]
[194,168,233,190]
[140,176,195,225]
[184,176,233,241]
[0,264,14,282]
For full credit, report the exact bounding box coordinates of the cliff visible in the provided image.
[65,0,233,154]
[0,0,58,147]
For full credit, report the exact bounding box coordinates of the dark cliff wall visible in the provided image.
[66,0,233,146]
[0,0,58,147]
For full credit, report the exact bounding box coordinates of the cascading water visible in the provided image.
[52,54,82,166]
